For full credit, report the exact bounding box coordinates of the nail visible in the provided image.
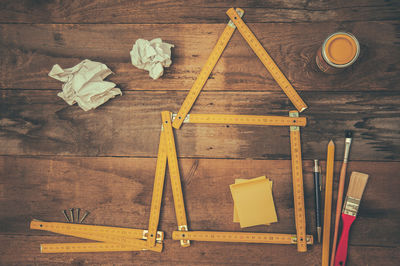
[69,208,75,223]
[62,210,70,222]
[79,210,90,223]
[76,208,81,223]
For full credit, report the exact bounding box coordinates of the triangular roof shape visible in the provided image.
[172,8,307,129]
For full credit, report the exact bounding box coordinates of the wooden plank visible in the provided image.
[0,157,399,245]
[0,235,398,265]
[0,0,399,23]
[0,157,398,264]
[1,90,399,160]
[0,22,398,92]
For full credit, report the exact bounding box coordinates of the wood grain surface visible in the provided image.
[0,22,398,92]
[0,0,399,265]
[1,90,399,160]
[0,157,399,265]
[1,235,398,265]
[0,0,399,23]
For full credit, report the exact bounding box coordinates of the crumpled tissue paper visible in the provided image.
[48,59,122,111]
[130,38,174,79]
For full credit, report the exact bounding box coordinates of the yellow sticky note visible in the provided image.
[230,176,277,228]
[233,177,273,224]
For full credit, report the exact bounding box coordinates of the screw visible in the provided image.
[79,210,90,223]
[69,208,75,223]
[76,208,81,223]
[62,210,70,222]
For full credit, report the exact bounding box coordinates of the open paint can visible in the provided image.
[316,32,360,74]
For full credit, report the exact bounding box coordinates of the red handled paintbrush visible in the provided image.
[333,171,369,266]
[331,131,353,266]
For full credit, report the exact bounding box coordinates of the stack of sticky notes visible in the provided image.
[230,176,278,228]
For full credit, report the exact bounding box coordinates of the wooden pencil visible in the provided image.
[330,131,353,266]
[322,140,335,266]
[334,172,369,266]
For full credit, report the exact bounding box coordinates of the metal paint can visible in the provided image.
[316,32,360,74]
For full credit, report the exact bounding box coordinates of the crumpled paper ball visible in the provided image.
[48,59,122,111]
[130,38,174,79]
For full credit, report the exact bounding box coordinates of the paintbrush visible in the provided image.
[334,172,369,266]
[330,130,353,266]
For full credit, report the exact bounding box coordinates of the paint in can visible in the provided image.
[316,32,360,74]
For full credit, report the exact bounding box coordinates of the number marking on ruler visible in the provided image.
[40,242,160,253]
[147,128,167,247]
[226,8,307,113]
[289,111,307,252]
[162,111,190,247]
[31,220,163,252]
[172,114,306,126]
[172,8,244,129]
[172,231,313,245]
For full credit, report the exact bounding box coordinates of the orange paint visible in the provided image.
[316,32,360,74]
[325,34,358,65]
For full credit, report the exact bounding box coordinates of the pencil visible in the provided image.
[330,131,353,266]
[322,140,335,266]
[334,172,369,266]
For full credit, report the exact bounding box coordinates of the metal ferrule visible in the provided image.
[342,196,360,216]
[343,137,352,163]
[314,160,319,172]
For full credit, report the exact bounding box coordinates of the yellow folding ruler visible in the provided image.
[169,111,310,251]
[226,8,307,113]
[172,113,306,127]
[289,111,307,251]
[172,231,313,245]
[173,8,307,129]
[30,220,163,253]
[40,243,149,253]
[146,111,190,248]
[172,8,244,129]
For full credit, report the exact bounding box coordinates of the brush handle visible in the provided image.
[334,214,356,266]
[330,162,348,266]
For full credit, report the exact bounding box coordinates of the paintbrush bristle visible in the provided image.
[347,172,369,200]
[342,172,369,217]
[345,130,353,139]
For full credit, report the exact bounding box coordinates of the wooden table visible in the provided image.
[0,1,399,265]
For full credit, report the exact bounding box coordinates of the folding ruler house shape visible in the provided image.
[30,7,312,254]
[149,7,311,252]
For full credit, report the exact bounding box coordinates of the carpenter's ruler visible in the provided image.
[30,220,163,253]
[172,113,306,127]
[146,127,167,247]
[172,8,244,129]
[147,111,190,248]
[172,231,313,245]
[40,242,147,253]
[162,111,190,246]
[289,111,307,252]
[226,8,307,113]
